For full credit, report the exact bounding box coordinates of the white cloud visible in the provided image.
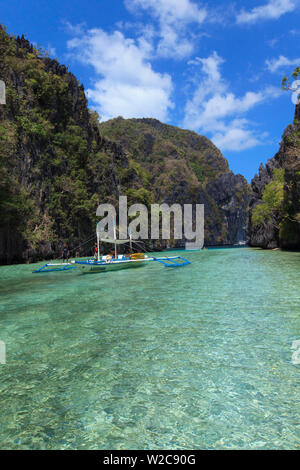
[125,0,207,58]
[267,37,280,47]
[184,52,279,151]
[213,121,262,152]
[67,28,173,122]
[266,55,300,72]
[237,0,297,24]
[188,52,225,83]
[126,0,207,25]
[63,21,87,36]
[156,23,194,58]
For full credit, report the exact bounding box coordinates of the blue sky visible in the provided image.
[1,0,300,181]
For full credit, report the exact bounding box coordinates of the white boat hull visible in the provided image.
[75,258,152,273]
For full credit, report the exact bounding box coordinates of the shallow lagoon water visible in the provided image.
[0,248,299,449]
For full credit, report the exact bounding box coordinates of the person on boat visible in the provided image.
[62,243,70,263]
[94,242,98,261]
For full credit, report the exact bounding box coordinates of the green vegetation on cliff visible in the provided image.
[252,169,285,227]
[0,26,131,262]
[0,26,250,263]
[99,117,229,186]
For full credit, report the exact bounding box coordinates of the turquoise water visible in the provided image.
[0,248,300,450]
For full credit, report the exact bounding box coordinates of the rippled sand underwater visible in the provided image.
[0,248,299,449]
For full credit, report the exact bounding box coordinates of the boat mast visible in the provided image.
[113,217,117,259]
[96,222,100,262]
[129,226,132,253]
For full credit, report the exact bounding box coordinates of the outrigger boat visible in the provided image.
[33,223,191,274]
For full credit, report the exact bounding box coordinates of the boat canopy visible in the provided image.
[100,237,130,245]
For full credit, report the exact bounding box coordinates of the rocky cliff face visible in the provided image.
[100,118,250,247]
[0,27,250,264]
[0,28,137,263]
[205,172,250,245]
[248,103,300,249]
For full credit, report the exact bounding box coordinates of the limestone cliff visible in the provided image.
[248,103,300,249]
[0,27,136,263]
[100,118,251,247]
